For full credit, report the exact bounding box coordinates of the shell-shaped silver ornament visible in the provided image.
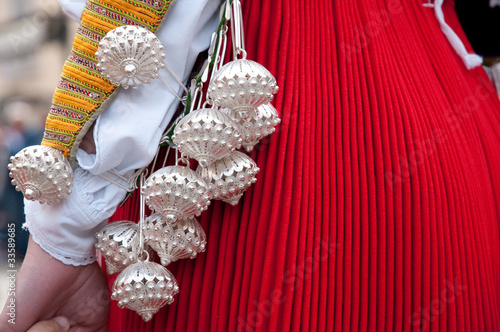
[95,25,165,89]
[144,213,207,266]
[207,58,279,119]
[143,165,210,224]
[7,145,73,205]
[198,151,260,206]
[172,108,242,168]
[95,221,142,275]
[111,260,179,322]
[222,103,281,152]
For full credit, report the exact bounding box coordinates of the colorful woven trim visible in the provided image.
[42,0,175,162]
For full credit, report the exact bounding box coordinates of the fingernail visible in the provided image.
[53,316,70,331]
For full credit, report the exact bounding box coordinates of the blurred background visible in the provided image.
[0,0,77,248]
[0,0,78,306]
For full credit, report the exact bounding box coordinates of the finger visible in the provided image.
[27,316,70,332]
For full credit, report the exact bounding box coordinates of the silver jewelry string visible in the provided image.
[138,173,147,261]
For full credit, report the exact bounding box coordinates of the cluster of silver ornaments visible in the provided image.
[172,108,242,168]
[143,165,210,224]
[95,25,166,88]
[111,259,179,322]
[95,221,143,275]
[96,0,282,323]
[93,24,209,323]
[7,146,73,205]
[199,151,259,205]
[144,213,207,266]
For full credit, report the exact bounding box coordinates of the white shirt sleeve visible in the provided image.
[24,0,222,266]
[57,0,86,21]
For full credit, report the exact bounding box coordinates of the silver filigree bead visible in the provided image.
[198,151,260,206]
[143,165,210,224]
[95,221,143,275]
[144,213,207,266]
[172,108,242,168]
[95,25,166,88]
[221,103,281,152]
[7,145,73,205]
[111,260,179,322]
[207,58,279,119]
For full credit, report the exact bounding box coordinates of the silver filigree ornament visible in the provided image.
[221,103,281,152]
[143,165,210,224]
[7,145,73,205]
[95,25,166,89]
[111,259,179,322]
[144,213,207,266]
[207,58,279,119]
[198,151,259,205]
[172,108,242,168]
[95,220,144,275]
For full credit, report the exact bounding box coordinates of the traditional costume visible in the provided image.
[12,0,500,331]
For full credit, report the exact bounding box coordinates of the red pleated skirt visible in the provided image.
[107,0,500,331]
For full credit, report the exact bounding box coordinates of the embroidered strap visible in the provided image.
[42,0,175,162]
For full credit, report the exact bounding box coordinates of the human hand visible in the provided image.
[26,316,70,331]
[0,236,109,332]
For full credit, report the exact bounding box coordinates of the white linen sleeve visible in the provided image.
[57,0,86,22]
[24,0,222,266]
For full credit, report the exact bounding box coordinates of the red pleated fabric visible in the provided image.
[106,0,500,331]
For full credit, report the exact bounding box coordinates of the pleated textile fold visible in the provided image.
[107,0,500,331]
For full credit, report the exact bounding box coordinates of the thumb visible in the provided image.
[27,316,70,332]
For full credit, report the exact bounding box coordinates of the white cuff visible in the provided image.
[24,166,128,266]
